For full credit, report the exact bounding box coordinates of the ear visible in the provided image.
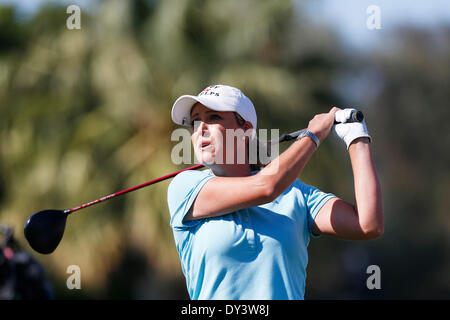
[242,121,254,141]
[242,121,253,131]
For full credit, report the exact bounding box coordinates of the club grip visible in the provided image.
[334,110,364,124]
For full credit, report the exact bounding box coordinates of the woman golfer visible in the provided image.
[167,85,383,299]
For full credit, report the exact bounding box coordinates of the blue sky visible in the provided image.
[298,0,450,49]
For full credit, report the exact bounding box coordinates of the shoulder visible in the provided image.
[291,179,319,194]
[167,169,215,227]
[280,178,310,195]
[167,169,213,202]
[289,179,335,207]
[169,169,212,189]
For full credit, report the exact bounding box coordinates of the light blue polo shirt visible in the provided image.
[167,169,335,300]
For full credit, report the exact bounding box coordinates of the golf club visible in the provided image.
[23,164,203,254]
[24,110,364,254]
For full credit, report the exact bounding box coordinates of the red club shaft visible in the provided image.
[65,164,204,214]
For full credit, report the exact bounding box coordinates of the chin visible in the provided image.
[200,149,228,166]
[196,150,216,166]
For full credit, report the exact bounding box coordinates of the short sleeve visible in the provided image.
[295,181,336,237]
[167,169,215,230]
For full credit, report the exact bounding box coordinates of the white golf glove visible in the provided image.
[333,108,371,149]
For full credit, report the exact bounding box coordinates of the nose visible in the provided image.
[192,119,208,136]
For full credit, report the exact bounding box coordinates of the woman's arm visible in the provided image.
[185,108,339,221]
[186,138,316,220]
[312,137,384,240]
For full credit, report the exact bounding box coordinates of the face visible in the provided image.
[189,103,252,166]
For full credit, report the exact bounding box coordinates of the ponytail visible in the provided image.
[233,112,267,172]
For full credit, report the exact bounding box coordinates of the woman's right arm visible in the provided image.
[185,107,339,221]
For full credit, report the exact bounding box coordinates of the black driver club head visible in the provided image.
[24,209,69,254]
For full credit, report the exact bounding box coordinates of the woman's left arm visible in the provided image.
[312,137,384,240]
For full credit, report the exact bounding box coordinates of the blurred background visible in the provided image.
[0,0,449,299]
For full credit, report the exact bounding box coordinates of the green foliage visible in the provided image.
[0,0,448,299]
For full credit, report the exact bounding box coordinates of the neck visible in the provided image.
[208,163,252,177]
